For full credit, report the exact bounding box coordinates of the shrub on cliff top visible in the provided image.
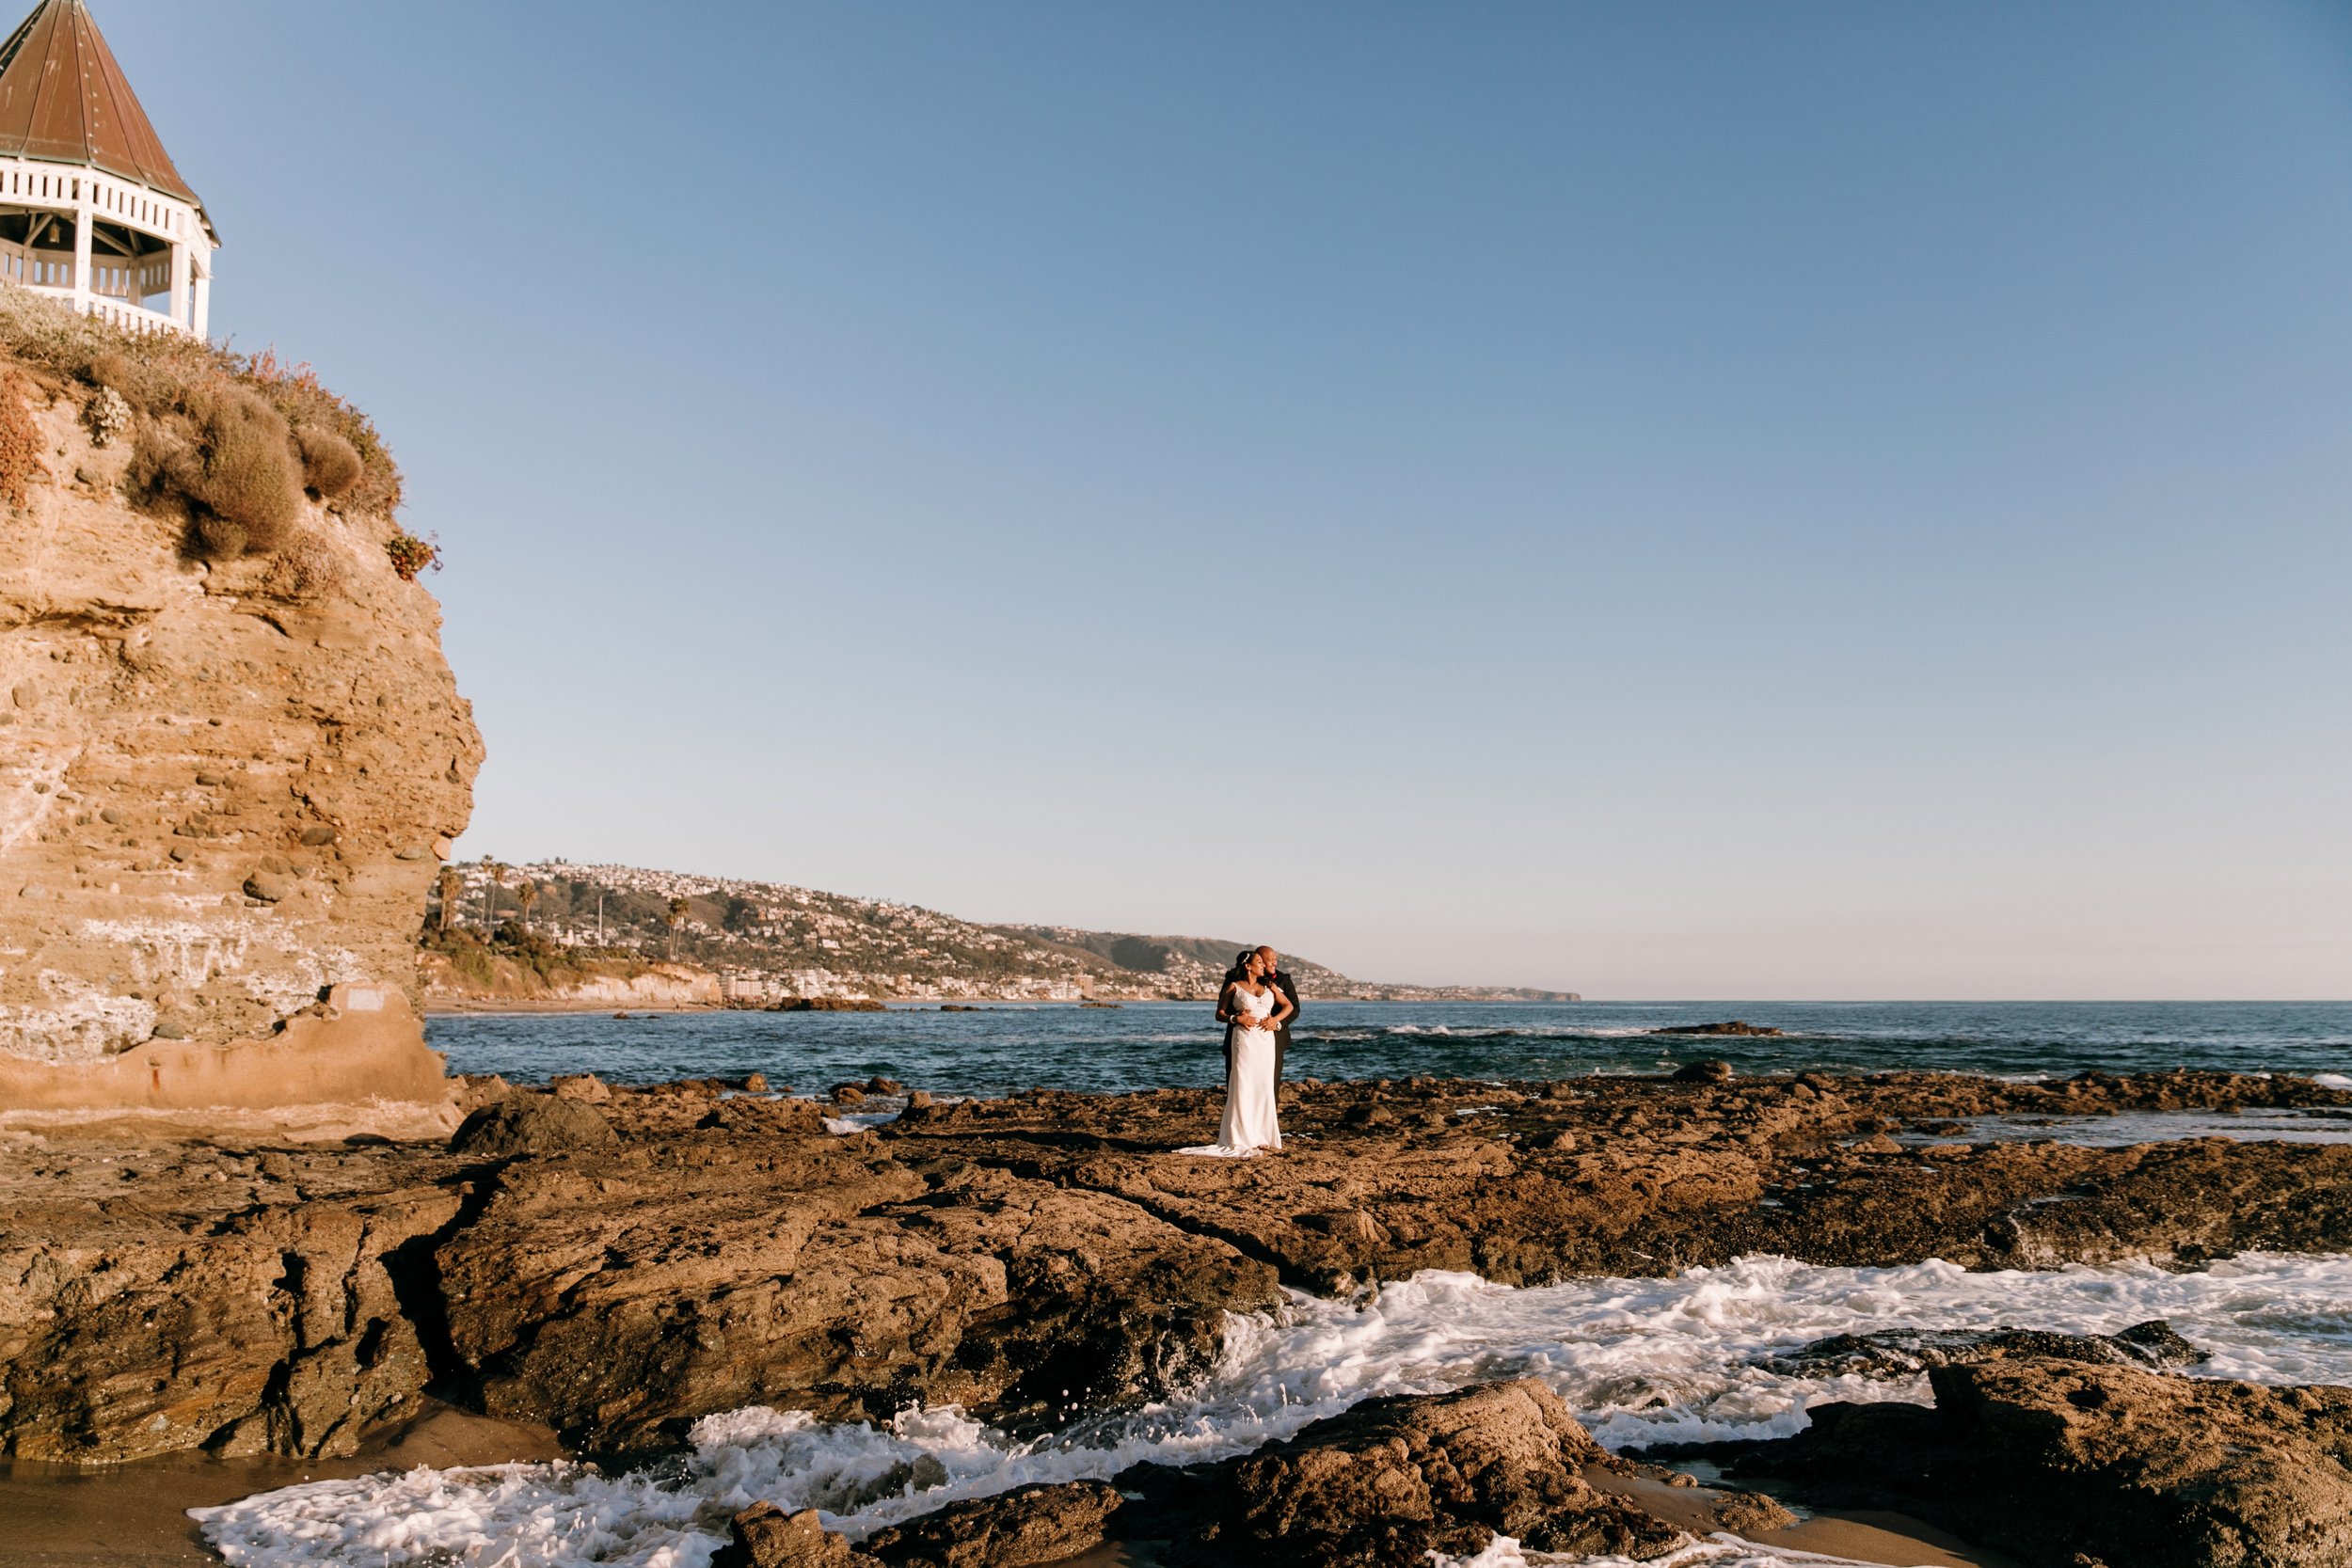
[0,283,404,517]
[167,383,305,550]
[294,423,363,498]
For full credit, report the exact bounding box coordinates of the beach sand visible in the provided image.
[0,1405,562,1567]
[1590,1470,2026,1567]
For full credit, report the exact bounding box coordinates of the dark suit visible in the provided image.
[1220,968,1299,1083]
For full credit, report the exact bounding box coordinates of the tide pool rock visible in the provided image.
[864,1481,1121,1568]
[1718,1356,2352,1567]
[1191,1379,1686,1565]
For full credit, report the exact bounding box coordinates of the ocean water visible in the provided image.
[196,1252,2352,1568]
[428,999,2352,1095]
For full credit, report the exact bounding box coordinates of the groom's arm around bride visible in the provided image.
[1216,945,1300,1084]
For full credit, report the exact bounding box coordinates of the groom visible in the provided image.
[1219,944,1300,1083]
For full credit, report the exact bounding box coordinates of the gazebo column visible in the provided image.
[167,237,189,326]
[71,191,91,311]
[191,254,209,339]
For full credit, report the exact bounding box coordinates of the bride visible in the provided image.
[1181,949,1294,1157]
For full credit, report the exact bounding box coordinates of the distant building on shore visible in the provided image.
[0,0,216,335]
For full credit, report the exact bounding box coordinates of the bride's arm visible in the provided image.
[1216,982,1239,1022]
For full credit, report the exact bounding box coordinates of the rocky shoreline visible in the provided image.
[8,1067,2352,1566]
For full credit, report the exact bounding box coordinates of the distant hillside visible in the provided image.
[422,863,1577,1004]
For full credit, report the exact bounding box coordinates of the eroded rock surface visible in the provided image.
[7,1068,2352,1465]
[900,1070,2352,1285]
[0,1139,465,1461]
[1696,1357,2352,1568]
[719,1502,882,1568]
[1144,1379,1685,1565]
[435,1094,1279,1450]
[0,381,479,1064]
[865,1481,1122,1568]
[1765,1317,2209,1379]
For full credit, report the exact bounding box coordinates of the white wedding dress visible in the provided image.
[1181,985,1281,1157]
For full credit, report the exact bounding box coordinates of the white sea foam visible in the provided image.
[195,1253,2352,1568]
[2312,1073,2352,1090]
[1438,1535,1922,1567]
[820,1109,902,1134]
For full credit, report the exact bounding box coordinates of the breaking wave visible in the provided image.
[196,1251,2352,1568]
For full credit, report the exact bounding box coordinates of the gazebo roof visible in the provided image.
[0,0,199,208]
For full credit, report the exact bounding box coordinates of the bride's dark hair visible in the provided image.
[1233,948,1258,974]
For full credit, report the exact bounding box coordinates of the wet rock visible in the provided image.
[1654,1022,1785,1037]
[865,1481,1121,1568]
[695,1096,828,1136]
[868,1077,907,1096]
[772,997,887,1012]
[1767,1319,2209,1379]
[449,1094,619,1158]
[1170,1379,1684,1565]
[1705,1357,2352,1567]
[14,1067,2352,1469]
[832,1083,868,1105]
[714,1503,882,1568]
[836,1454,951,1512]
[434,1148,1279,1451]
[1672,1059,1734,1083]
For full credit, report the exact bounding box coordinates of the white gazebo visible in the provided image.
[0,0,215,337]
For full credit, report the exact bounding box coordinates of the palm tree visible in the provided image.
[515,879,539,933]
[665,896,691,959]
[483,860,508,935]
[435,866,463,934]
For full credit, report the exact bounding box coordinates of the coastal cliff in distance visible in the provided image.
[423,860,1578,1006]
[0,289,480,1107]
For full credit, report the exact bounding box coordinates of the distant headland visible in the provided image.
[420,860,1581,1009]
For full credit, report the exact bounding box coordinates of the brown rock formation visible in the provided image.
[8,1068,2352,1469]
[718,1503,883,1568]
[433,1095,1279,1451]
[0,334,478,1107]
[865,1481,1122,1568]
[1165,1379,1687,1565]
[0,1135,463,1462]
[1697,1357,2352,1568]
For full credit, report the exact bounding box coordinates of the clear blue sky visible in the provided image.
[101,1,2352,997]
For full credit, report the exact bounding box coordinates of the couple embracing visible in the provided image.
[1180,944,1297,1158]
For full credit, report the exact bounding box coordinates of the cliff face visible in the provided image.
[0,352,479,1078]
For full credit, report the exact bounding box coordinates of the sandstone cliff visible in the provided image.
[419,947,721,1010]
[0,291,479,1106]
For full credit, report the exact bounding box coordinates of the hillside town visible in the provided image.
[422,861,1580,1005]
